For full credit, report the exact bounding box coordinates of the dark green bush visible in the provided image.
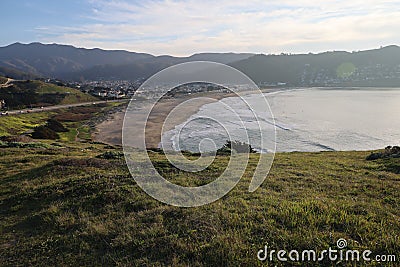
[31,126,60,140]
[46,119,68,132]
[366,145,400,160]
[96,151,124,160]
[217,140,257,155]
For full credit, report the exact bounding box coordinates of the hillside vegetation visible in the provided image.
[0,112,55,136]
[0,140,399,266]
[0,104,123,144]
[0,78,97,109]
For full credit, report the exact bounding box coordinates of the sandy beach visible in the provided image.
[92,110,125,146]
[92,91,238,148]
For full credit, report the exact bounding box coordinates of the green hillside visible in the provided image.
[0,78,98,109]
[0,140,399,266]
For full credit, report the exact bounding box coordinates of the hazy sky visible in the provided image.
[1,0,399,56]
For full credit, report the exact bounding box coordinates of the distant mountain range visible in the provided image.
[231,45,400,86]
[1,42,399,86]
[0,42,253,81]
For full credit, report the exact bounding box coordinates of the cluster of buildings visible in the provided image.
[68,79,144,99]
[135,82,249,99]
[45,78,252,100]
[163,83,232,97]
[43,62,400,99]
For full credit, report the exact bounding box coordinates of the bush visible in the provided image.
[366,146,400,160]
[30,118,67,140]
[217,140,257,155]
[96,151,124,160]
[31,126,60,140]
[46,119,68,132]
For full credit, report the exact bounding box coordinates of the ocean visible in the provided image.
[161,88,400,153]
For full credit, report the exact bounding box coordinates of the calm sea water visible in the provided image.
[161,88,400,152]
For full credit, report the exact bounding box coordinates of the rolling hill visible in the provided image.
[0,77,97,109]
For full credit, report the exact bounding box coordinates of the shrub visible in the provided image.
[96,151,124,160]
[366,146,400,160]
[217,140,257,155]
[31,126,60,140]
[46,119,68,132]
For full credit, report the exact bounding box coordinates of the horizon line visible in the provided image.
[1,41,399,58]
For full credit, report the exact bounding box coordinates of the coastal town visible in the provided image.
[55,61,400,99]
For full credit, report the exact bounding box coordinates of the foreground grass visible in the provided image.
[0,142,399,266]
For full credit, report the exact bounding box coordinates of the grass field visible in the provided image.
[0,140,399,266]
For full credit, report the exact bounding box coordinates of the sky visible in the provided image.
[1,0,400,56]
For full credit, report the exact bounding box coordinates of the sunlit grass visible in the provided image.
[1,142,399,266]
[0,112,54,136]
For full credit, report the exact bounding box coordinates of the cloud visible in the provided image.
[37,0,400,55]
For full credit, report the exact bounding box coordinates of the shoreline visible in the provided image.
[92,87,300,148]
[92,91,245,148]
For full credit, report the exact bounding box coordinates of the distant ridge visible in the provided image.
[0,42,154,77]
[0,66,38,80]
[231,45,400,87]
[0,42,399,86]
[0,42,254,81]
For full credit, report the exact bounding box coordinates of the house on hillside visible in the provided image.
[98,91,108,97]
